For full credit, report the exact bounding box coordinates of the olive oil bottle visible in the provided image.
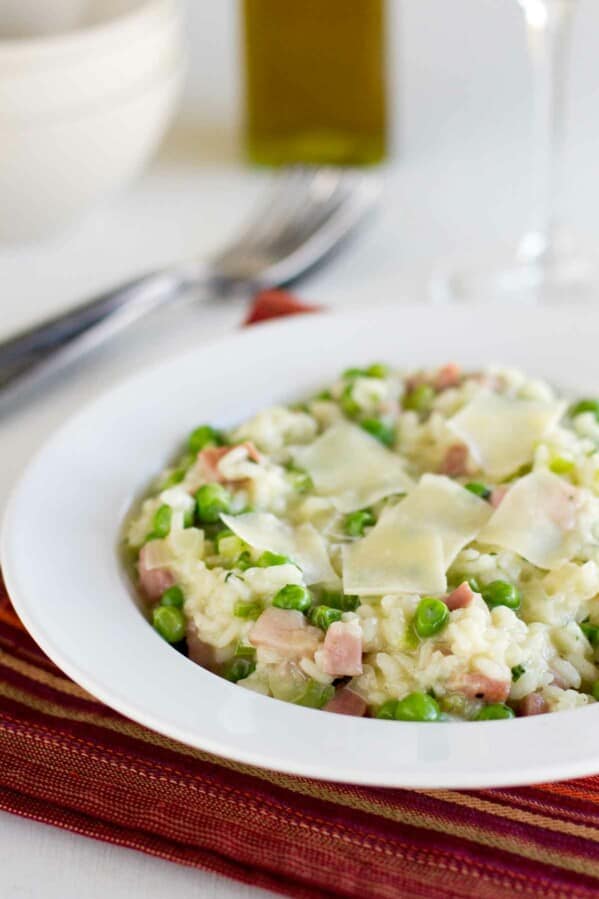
[242,0,387,166]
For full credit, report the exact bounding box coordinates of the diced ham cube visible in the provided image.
[439,443,469,477]
[445,582,474,611]
[186,621,218,669]
[434,363,461,391]
[452,673,510,703]
[249,607,321,660]
[321,621,363,677]
[490,485,509,508]
[324,687,367,717]
[520,693,547,716]
[198,442,261,483]
[137,543,174,602]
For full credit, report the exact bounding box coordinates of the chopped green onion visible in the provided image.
[403,383,435,413]
[233,600,262,620]
[464,482,491,500]
[294,679,335,709]
[257,551,294,568]
[344,508,375,537]
[319,591,360,612]
[340,383,360,417]
[511,664,525,682]
[549,457,575,476]
[360,418,395,447]
[235,550,254,571]
[365,363,389,379]
[581,620,599,646]
[569,399,599,421]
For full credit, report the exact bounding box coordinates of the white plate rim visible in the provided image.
[3,303,599,789]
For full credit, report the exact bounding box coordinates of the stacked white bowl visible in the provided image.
[0,0,185,242]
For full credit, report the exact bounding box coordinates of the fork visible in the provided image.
[0,167,381,407]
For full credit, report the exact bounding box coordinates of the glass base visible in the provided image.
[432,245,599,305]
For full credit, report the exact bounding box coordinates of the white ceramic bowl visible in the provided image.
[3,305,599,789]
[0,0,184,241]
[0,62,182,242]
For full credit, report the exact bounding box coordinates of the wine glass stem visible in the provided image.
[518,0,576,264]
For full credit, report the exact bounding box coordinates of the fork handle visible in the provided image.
[0,265,205,407]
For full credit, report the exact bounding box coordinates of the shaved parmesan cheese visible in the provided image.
[448,393,564,480]
[381,474,492,567]
[477,470,581,569]
[342,519,446,596]
[221,512,338,585]
[293,421,413,513]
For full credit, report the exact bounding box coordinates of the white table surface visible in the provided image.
[1,1,599,896]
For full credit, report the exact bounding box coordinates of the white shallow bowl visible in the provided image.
[3,304,599,789]
[0,0,183,242]
[0,62,182,242]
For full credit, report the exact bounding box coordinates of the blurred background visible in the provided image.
[3,0,599,339]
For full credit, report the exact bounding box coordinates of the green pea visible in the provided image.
[375,700,398,719]
[159,467,186,490]
[414,597,449,639]
[319,591,360,612]
[365,363,389,379]
[188,424,223,453]
[511,664,525,682]
[481,580,521,611]
[160,586,184,608]
[233,600,262,620]
[295,679,335,709]
[222,656,256,683]
[394,692,441,722]
[403,383,435,413]
[234,644,256,661]
[342,367,366,380]
[309,605,343,631]
[195,483,231,523]
[315,389,333,401]
[344,508,375,537]
[581,620,599,646]
[285,465,313,493]
[464,482,491,500]
[340,383,360,417]
[591,681,599,701]
[257,551,293,568]
[361,418,395,447]
[152,505,172,539]
[569,399,599,421]
[152,605,186,643]
[272,584,312,613]
[475,703,515,721]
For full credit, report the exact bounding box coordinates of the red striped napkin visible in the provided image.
[1,289,599,899]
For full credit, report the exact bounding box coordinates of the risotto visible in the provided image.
[125,362,599,721]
